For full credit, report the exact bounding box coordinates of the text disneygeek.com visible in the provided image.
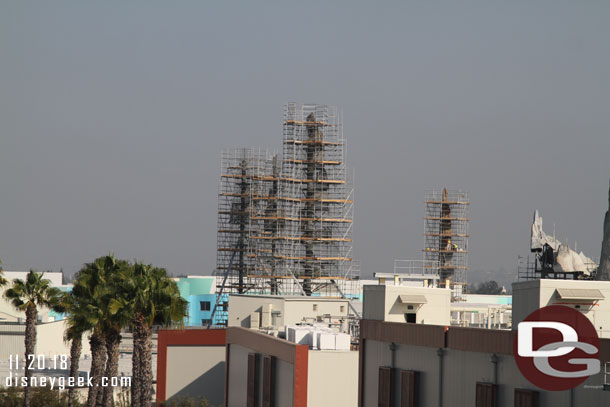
[4,354,131,390]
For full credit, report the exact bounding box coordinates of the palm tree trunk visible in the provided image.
[131,317,143,407]
[139,325,153,407]
[68,335,82,407]
[23,305,37,407]
[87,333,107,407]
[102,329,121,407]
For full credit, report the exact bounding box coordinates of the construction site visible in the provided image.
[213,103,357,323]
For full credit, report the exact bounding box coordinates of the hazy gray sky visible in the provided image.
[1,1,609,282]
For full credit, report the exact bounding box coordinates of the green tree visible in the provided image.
[72,255,123,407]
[3,270,62,407]
[54,290,91,407]
[111,263,187,407]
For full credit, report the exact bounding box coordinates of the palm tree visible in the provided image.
[72,256,116,407]
[100,260,132,407]
[111,263,187,407]
[3,270,62,407]
[54,290,91,407]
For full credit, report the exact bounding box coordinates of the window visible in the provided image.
[201,319,212,326]
[262,355,274,407]
[200,301,211,311]
[313,304,318,311]
[405,313,416,323]
[340,306,345,313]
[378,367,393,407]
[475,382,496,407]
[401,370,419,407]
[514,389,538,407]
[247,353,259,407]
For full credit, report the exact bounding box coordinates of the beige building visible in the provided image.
[157,329,226,406]
[227,294,351,331]
[363,285,451,325]
[359,319,610,407]
[156,326,358,407]
[513,279,610,338]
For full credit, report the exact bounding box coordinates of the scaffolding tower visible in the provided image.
[215,148,278,298]
[276,103,354,297]
[214,104,356,304]
[423,188,469,299]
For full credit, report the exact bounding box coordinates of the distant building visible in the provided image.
[513,279,610,338]
[227,294,351,332]
[174,276,226,326]
[363,285,451,326]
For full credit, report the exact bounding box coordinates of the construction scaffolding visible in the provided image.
[215,148,279,297]
[423,188,469,300]
[214,104,356,304]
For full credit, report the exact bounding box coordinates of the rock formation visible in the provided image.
[597,180,610,280]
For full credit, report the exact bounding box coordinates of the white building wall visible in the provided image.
[227,344,249,407]
[165,345,225,405]
[513,279,610,338]
[274,359,294,407]
[307,351,358,407]
[363,285,451,326]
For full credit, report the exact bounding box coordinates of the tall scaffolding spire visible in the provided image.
[277,103,354,296]
[423,188,469,300]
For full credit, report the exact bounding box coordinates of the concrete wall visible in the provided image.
[165,345,225,406]
[36,320,91,358]
[362,340,441,407]
[513,279,610,338]
[226,343,296,407]
[227,343,249,407]
[275,358,295,407]
[227,296,286,329]
[307,351,358,407]
[363,285,451,325]
[362,286,385,321]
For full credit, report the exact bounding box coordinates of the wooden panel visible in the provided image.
[361,320,446,348]
[475,382,496,407]
[294,345,309,407]
[378,367,393,407]
[448,327,514,355]
[247,353,258,407]
[262,355,274,407]
[400,370,418,407]
[514,389,538,407]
